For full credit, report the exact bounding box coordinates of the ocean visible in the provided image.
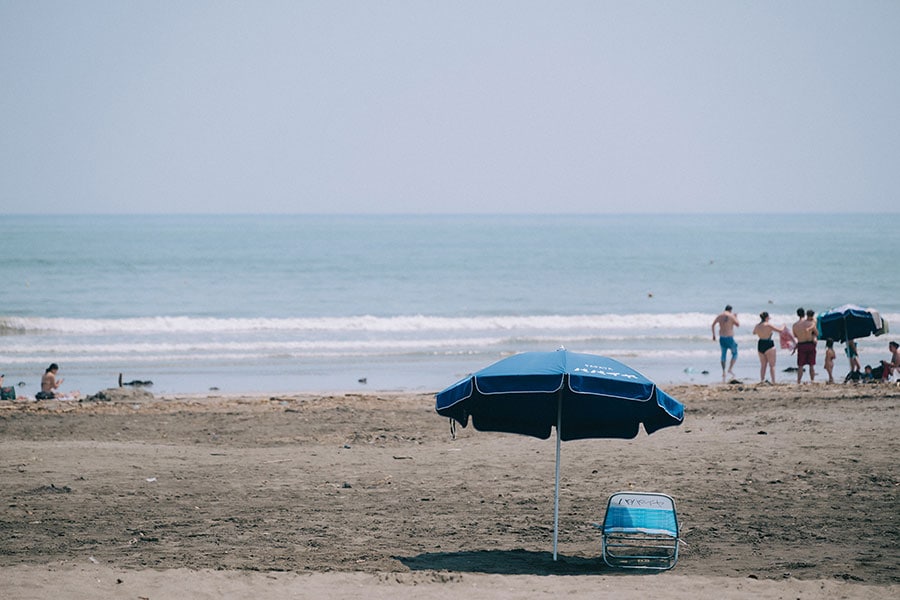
[1,213,898,396]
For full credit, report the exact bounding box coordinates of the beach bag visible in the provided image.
[0,386,15,400]
[35,391,55,400]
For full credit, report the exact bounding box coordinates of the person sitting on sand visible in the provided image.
[753,312,787,384]
[0,373,11,401]
[879,341,900,381]
[38,363,79,400]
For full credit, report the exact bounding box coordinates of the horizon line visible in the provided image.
[4,211,897,217]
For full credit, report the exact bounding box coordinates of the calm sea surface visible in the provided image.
[1,214,898,395]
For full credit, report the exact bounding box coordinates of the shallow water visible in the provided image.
[2,213,897,394]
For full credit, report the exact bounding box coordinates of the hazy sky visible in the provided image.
[2,1,898,214]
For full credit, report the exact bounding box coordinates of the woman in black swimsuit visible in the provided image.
[753,312,787,384]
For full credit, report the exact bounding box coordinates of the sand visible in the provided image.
[1,382,898,599]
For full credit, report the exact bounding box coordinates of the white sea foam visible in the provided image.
[1,346,723,366]
[1,312,775,334]
[5,337,513,355]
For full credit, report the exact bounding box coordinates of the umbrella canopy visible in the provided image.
[435,349,684,560]
[817,304,888,343]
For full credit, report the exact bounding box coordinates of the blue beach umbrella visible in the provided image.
[817,304,888,343]
[817,305,889,370]
[435,348,684,561]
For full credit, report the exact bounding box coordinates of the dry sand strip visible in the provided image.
[2,565,898,600]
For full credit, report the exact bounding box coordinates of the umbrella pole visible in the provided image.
[553,390,562,561]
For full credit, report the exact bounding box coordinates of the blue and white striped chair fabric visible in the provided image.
[601,491,679,570]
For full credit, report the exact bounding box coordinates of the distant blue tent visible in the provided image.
[817,305,888,343]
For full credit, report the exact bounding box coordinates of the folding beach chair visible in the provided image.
[600,491,679,570]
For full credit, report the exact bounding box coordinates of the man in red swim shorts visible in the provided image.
[792,308,818,383]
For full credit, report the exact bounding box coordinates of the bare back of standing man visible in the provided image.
[712,305,740,382]
[792,308,818,383]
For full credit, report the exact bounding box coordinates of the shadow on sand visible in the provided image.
[396,549,637,576]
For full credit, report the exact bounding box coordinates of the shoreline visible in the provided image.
[2,377,896,405]
[5,370,892,402]
[7,315,897,399]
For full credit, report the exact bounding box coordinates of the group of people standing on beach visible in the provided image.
[711,305,900,385]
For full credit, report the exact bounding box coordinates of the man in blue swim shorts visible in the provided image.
[712,305,740,382]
